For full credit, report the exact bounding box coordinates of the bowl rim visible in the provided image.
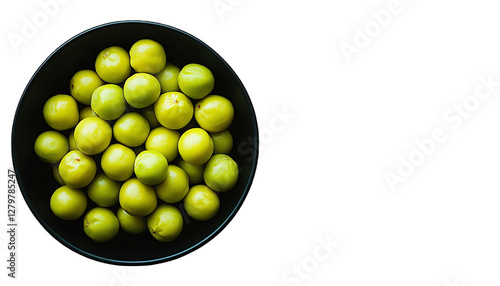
[11,20,259,266]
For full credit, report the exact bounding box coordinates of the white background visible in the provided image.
[2,0,500,285]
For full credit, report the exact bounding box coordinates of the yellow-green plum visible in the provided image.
[50,186,87,221]
[58,150,96,188]
[34,131,68,163]
[177,158,205,184]
[68,131,77,151]
[101,143,136,181]
[154,92,193,130]
[194,95,234,133]
[178,63,214,100]
[91,84,127,120]
[123,73,161,108]
[79,106,97,121]
[119,178,157,217]
[178,128,213,165]
[183,185,220,221]
[134,150,168,185]
[70,69,104,105]
[203,154,239,192]
[52,164,65,185]
[87,173,121,207]
[129,39,166,74]
[74,117,112,155]
[83,207,120,243]
[155,165,189,203]
[147,204,183,242]
[145,127,180,162]
[155,63,180,92]
[210,129,233,154]
[43,94,79,131]
[113,112,150,147]
[140,105,161,129]
[95,46,131,84]
[116,207,147,235]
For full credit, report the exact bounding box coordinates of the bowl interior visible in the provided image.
[12,21,258,265]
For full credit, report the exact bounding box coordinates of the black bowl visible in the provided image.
[11,20,258,265]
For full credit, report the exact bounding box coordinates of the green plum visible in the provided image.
[129,39,167,74]
[178,63,214,100]
[83,207,120,243]
[178,128,213,165]
[155,165,189,203]
[34,131,68,163]
[70,69,104,105]
[210,129,233,154]
[91,84,127,120]
[145,127,180,162]
[116,207,147,235]
[147,204,183,242]
[154,92,193,130]
[183,185,220,221]
[140,105,161,129]
[73,117,112,155]
[50,186,87,221]
[101,143,136,181]
[87,173,121,207]
[155,63,180,92]
[119,178,157,217]
[68,131,77,151]
[203,154,239,192]
[134,150,168,185]
[113,112,150,147]
[194,95,234,133]
[95,46,131,84]
[123,73,161,108]
[52,164,65,185]
[176,158,205,184]
[58,150,96,188]
[43,94,79,131]
[79,106,97,121]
